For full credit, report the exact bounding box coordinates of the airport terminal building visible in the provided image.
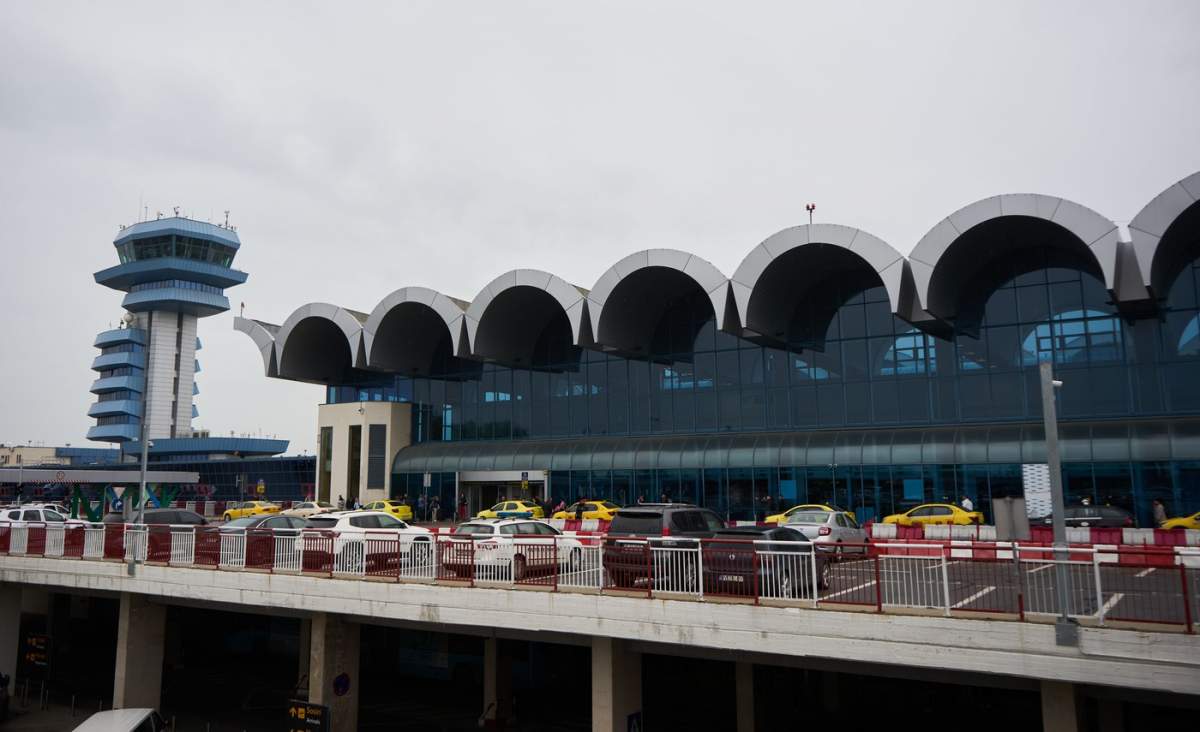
[236,171,1200,526]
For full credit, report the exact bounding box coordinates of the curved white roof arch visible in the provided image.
[586,249,732,352]
[464,269,589,362]
[1129,171,1200,297]
[233,317,279,378]
[274,302,367,380]
[363,286,468,370]
[908,194,1120,319]
[730,224,908,338]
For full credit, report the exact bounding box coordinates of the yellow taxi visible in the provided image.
[765,504,856,524]
[364,500,414,521]
[882,503,984,526]
[222,500,281,522]
[552,500,621,521]
[477,500,545,519]
[1160,511,1200,530]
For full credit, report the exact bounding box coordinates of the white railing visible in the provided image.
[170,528,195,566]
[45,525,66,557]
[0,522,1193,633]
[83,525,106,559]
[650,542,701,595]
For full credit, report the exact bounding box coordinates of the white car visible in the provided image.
[280,501,334,518]
[447,519,584,580]
[782,510,868,554]
[1,506,88,527]
[73,708,169,731]
[302,510,432,572]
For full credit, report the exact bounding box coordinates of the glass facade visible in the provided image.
[333,253,1200,525]
[116,234,236,267]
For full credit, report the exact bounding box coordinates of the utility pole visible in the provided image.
[1039,360,1077,645]
[128,316,153,576]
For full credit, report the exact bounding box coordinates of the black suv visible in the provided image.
[103,508,207,525]
[603,503,724,589]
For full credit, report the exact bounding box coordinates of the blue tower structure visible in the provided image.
[87,216,247,445]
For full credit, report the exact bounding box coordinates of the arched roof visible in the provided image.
[731,224,908,342]
[587,249,732,352]
[464,269,589,363]
[1129,171,1200,297]
[908,194,1120,320]
[363,286,467,372]
[274,302,367,381]
[232,317,278,377]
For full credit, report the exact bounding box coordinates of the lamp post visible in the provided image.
[128,316,153,577]
[1039,360,1077,645]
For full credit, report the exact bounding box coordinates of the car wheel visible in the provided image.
[566,547,582,572]
[818,559,831,591]
[513,554,527,582]
[835,541,844,560]
[223,513,232,522]
[778,565,795,599]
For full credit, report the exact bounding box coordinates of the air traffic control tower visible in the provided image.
[87,215,247,446]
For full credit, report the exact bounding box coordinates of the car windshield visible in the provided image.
[609,511,664,535]
[600,502,619,509]
[306,517,338,529]
[786,512,831,525]
[223,517,260,528]
[456,524,494,535]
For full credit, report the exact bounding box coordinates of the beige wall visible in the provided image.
[316,402,412,505]
[0,446,63,466]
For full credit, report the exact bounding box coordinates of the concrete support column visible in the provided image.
[591,637,641,732]
[482,637,512,728]
[297,617,311,691]
[735,662,754,732]
[1041,681,1080,732]
[0,584,19,692]
[309,613,359,732]
[113,593,165,710]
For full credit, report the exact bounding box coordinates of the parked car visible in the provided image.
[783,510,868,554]
[102,508,207,525]
[602,503,725,590]
[551,500,621,521]
[72,708,169,731]
[363,499,414,521]
[882,503,984,526]
[220,515,308,532]
[1040,505,1133,528]
[445,519,584,580]
[280,501,334,518]
[1160,511,1200,530]
[301,510,432,572]
[2,506,80,525]
[703,526,830,597]
[222,501,280,522]
[476,500,545,519]
[765,503,857,524]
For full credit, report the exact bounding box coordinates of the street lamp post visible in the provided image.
[1039,360,1077,645]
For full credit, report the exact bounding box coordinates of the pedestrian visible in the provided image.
[457,497,468,522]
[337,495,345,511]
[554,499,566,514]
[637,494,645,505]
[960,495,974,512]
[1152,499,1167,526]
[430,497,441,523]
[418,494,426,521]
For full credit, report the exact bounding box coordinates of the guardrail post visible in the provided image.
[696,540,704,600]
[809,545,820,608]
[940,544,952,616]
[1014,543,1025,622]
[1180,564,1193,634]
[873,554,882,613]
[752,546,760,605]
[1092,553,1106,627]
[645,541,653,598]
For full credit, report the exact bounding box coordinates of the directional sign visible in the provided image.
[23,634,51,680]
[286,700,329,732]
[256,479,266,495]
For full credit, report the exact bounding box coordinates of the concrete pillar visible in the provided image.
[735,662,754,732]
[0,584,19,692]
[113,593,165,710]
[1041,681,1080,732]
[297,617,311,690]
[591,637,641,732]
[309,613,359,732]
[482,637,512,728]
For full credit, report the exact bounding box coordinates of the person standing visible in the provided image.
[337,495,345,511]
[417,494,427,521]
[960,495,974,512]
[1152,499,1167,526]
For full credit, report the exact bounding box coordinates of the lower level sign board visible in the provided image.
[287,700,329,732]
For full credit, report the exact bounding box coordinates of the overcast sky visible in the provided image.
[2,1,1198,455]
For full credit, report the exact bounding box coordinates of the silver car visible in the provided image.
[783,510,868,554]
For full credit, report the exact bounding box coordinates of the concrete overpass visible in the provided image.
[2,554,1198,731]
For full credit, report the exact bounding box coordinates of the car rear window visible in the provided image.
[306,517,337,529]
[455,524,494,535]
[787,512,830,524]
[609,511,665,535]
[224,517,259,528]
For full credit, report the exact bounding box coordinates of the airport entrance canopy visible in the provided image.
[0,468,200,484]
[392,418,1200,474]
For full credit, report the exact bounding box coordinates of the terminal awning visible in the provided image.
[0,468,200,484]
[392,418,1200,473]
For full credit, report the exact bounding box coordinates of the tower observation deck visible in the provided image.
[87,216,248,444]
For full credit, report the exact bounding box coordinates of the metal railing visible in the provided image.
[0,521,1194,634]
